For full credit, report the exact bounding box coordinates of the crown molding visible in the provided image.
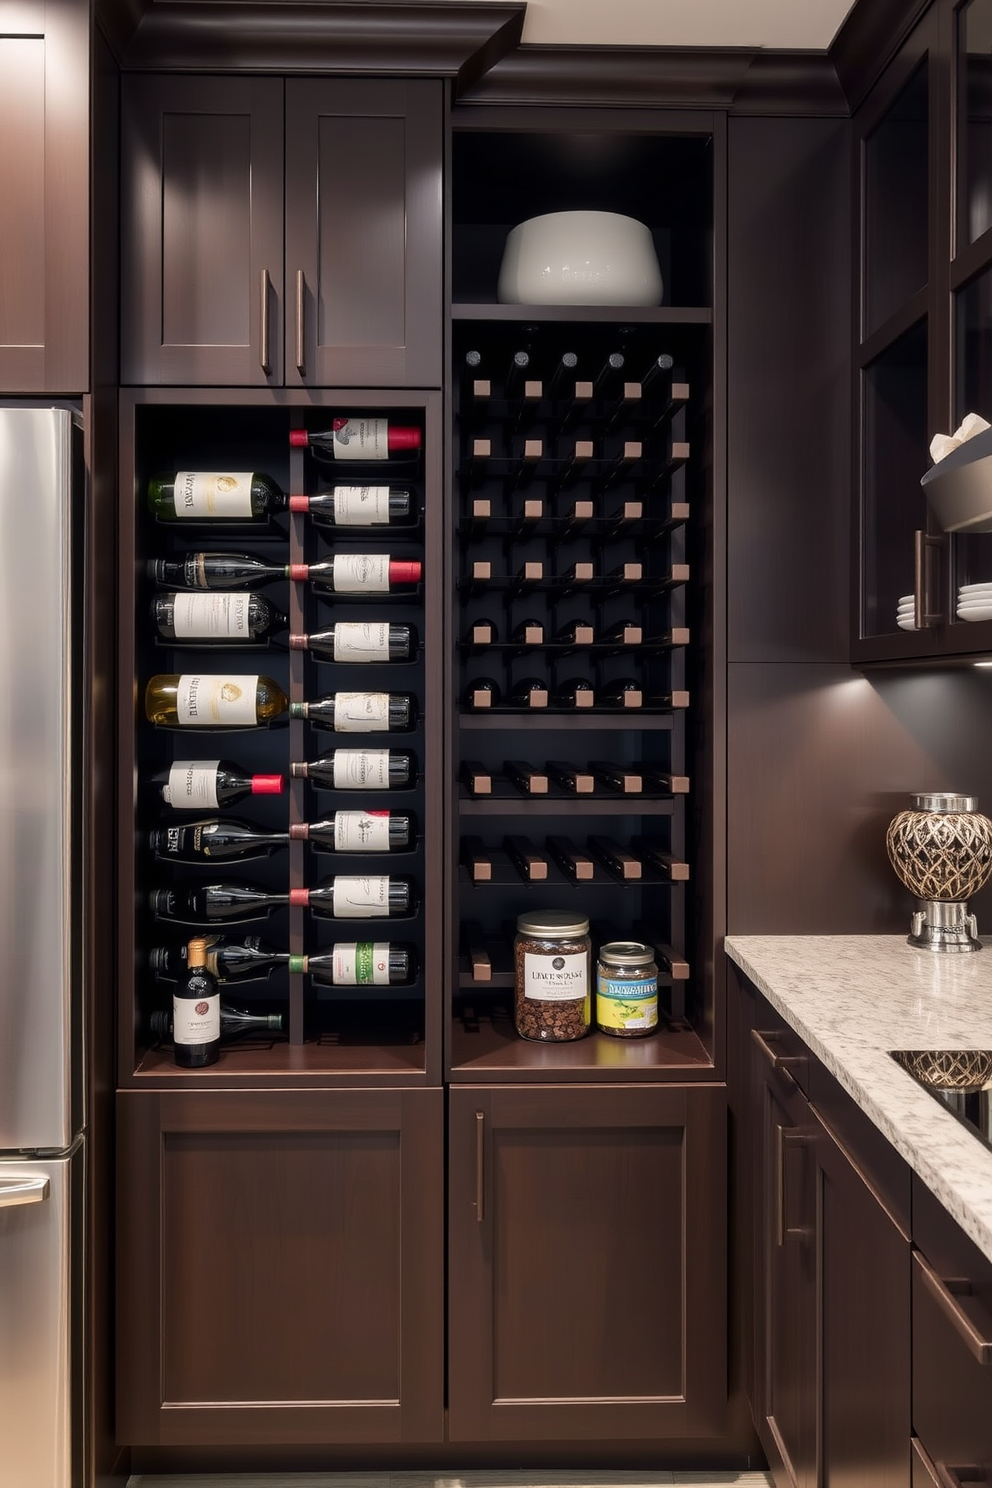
[97,0,525,93]
[829,0,933,111]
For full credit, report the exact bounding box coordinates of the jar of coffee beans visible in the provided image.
[514,911,591,1041]
[596,941,659,1037]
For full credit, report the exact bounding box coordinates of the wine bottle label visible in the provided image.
[171,592,251,639]
[175,472,254,519]
[332,418,389,460]
[333,486,391,525]
[163,761,222,809]
[334,810,391,851]
[333,622,391,663]
[332,876,391,917]
[333,691,389,732]
[173,989,221,1044]
[331,942,390,985]
[332,749,390,789]
[176,674,259,726]
[333,554,390,593]
[523,950,588,1002]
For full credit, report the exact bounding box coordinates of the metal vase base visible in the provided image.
[909,899,982,952]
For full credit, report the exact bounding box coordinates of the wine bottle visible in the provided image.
[289,622,414,663]
[600,677,643,709]
[148,471,285,522]
[289,810,412,851]
[290,419,421,460]
[151,881,290,924]
[149,760,284,810]
[640,352,675,389]
[593,352,625,394]
[546,760,595,794]
[464,619,497,646]
[511,617,544,645]
[290,942,413,986]
[288,486,413,527]
[151,1003,285,1041]
[148,552,290,590]
[172,937,220,1067]
[288,556,421,594]
[144,673,289,727]
[504,350,530,397]
[547,351,579,398]
[554,619,595,645]
[602,620,643,645]
[290,749,412,790]
[151,591,286,643]
[150,818,289,862]
[508,676,548,709]
[289,691,413,732]
[288,876,413,918]
[552,677,595,708]
[149,935,290,983]
[463,677,501,710]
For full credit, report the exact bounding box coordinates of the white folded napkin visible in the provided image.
[929,411,992,464]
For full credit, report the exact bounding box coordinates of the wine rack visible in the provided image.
[450,321,704,1077]
[121,393,442,1084]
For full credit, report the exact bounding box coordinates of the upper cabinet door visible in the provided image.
[0,0,88,393]
[285,78,442,389]
[121,75,285,386]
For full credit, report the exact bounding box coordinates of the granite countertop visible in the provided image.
[724,934,992,1264]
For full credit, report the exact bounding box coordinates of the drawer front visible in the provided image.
[912,1249,992,1471]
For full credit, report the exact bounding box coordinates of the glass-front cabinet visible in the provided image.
[856,0,992,662]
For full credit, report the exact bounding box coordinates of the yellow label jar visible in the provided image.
[514,912,591,1041]
[596,941,658,1037]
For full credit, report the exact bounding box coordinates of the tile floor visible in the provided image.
[128,1472,773,1487]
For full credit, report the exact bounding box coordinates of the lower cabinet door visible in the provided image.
[447,1083,727,1442]
[116,1087,444,1446]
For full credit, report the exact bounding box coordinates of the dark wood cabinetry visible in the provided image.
[745,984,912,1487]
[0,0,89,392]
[116,1086,445,1446]
[447,1084,727,1442]
[121,76,442,388]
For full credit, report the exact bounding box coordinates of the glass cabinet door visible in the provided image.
[958,0,992,250]
[864,61,929,337]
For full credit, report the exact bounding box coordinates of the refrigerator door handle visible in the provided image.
[0,1176,50,1208]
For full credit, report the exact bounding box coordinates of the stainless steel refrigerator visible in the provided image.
[0,404,85,1488]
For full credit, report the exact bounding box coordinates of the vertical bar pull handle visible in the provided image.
[913,529,943,630]
[259,268,271,374]
[776,1127,805,1246]
[295,269,307,378]
[474,1110,485,1222]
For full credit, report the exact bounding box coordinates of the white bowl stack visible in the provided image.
[896,594,917,630]
[957,581,992,621]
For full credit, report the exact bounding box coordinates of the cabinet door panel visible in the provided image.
[285,79,442,388]
[0,0,88,392]
[117,1088,444,1446]
[448,1085,727,1441]
[121,76,284,385]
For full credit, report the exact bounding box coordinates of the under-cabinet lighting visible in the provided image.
[974,661,992,667]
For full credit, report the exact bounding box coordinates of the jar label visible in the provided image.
[333,622,390,662]
[175,674,259,726]
[172,592,251,639]
[331,941,390,985]
[334,810,390,851]
[173,990,220,1044]
[175,472,254,518]
[333,691,389,732]
[596,974,658,1032]
[333,486,391,525]
[332,418,389,460]
[331,749,390,789]
[333,554,390,593]
[332,876,390,917]
[163,761,222,809]
[523,950,588,1001]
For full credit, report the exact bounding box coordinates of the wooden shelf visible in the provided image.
[452,303,713,324]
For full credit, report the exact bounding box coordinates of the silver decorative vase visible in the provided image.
[885,792,992,952]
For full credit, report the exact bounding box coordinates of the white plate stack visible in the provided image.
[957,581,992,621]
[896,594,917,630]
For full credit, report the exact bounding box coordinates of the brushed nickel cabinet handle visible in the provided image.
[475,1110,485,1222]
[259,268,271,374]
[913,528,943,630]
[0,1176,50,1208]
[776,1126,806,1246]
[914,1250,992,1366]
[295,269,306,378]
[752,1027,803,1076]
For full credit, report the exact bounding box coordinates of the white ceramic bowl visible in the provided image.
[497,210,663,306]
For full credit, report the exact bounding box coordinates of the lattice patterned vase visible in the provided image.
[886,792,992,951]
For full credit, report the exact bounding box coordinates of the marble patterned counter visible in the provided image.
[724,935,992,1263]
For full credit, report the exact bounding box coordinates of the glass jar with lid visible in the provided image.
[513,911,591,1041]
[595,941,658,1038]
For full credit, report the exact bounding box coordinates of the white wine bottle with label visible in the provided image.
[148,472,286,522]
[144,674,289,727]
